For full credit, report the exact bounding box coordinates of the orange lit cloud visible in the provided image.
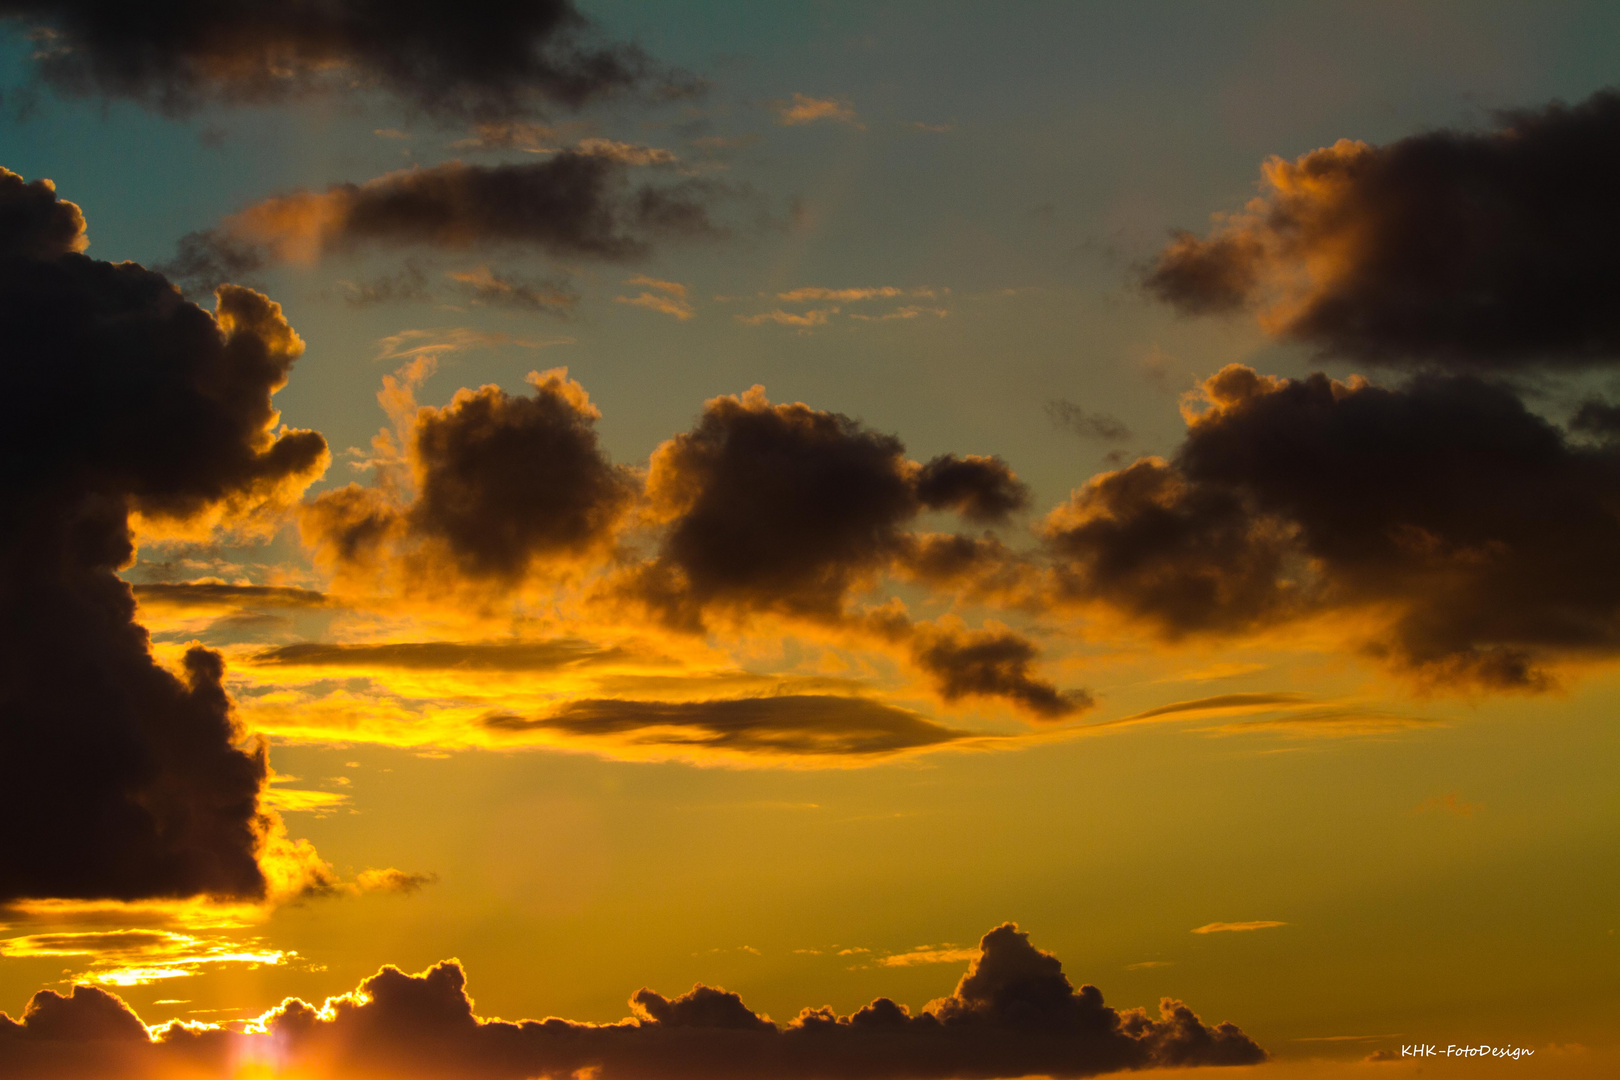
[773,92,863,128]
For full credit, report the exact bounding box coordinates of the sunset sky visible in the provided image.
[0,3,1617,1078]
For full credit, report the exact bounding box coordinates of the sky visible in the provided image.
[0,2,1617,1078]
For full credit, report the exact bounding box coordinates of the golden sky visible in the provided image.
[0,2,1617,1078]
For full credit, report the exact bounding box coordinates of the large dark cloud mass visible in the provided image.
[0,167,328,901]
[0,0,674,119]
[304,368,633,587]
[1046,363,1620,687]
[1146,88,1620,368]
[0,923,1264,1078]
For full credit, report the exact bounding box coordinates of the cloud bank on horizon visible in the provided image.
[0,924,1264,1079]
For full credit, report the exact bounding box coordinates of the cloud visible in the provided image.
[303,367,635,589]
[485,695,974,758]
[617,291,695,320]
[619,387,1079,716]
[172,153,725,289]
[914,454,1030,523]
[0,929,289,987]
[616,274,693,319]
[1190,921,1287,934]
[0,923,1263,1078]
[875,946,980,967]
[0,167,331,904]
[735,307,836,327]
[353,868,439,895]
[848,305,948,322]
[911,625,1090,720]
[251,639,628,673]
[1145,89,1620,368]
[1046,400,1132,442]
[1045,363,1620,689]
[776,287,913,303]
[448,266,577,313]
[773,92,863,128]
[575,138,679,166]
[0,0,682,120]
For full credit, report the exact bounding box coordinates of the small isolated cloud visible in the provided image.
[448,266,578,313]
[1126,961,1175,970]
[849,305,948,322]
[914,122,953,133]
[774,92,863,128]
[876,946,980,967]
[1191,921,1287,934]
[735,307,836,328]
[1416,792,1481,816]
[354,869,440,896]
[616,275,694,319]
[1047,400,1132,442]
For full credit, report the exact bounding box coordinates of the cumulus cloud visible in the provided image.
[0,922,1263,1078]
[1045,363,1620,688]
[1145,89,1620,368]
[304,367,635,589]
[0,167,331,903]
[619,387,1078,716]
[171,153,725,291]
[0,0,686,120]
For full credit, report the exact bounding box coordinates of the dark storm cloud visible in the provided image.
[303,369,634,585]
[0,0,686,120]
[485,694,973,757]
[0,167,329,902]
[0,923,1264,1079]
[172,153,726,292]
[1047,364,1620,688]
[1146,89,1620,368]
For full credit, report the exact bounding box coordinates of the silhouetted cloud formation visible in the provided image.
[0,0,683,120]
[485,695,973,757]
[0,167,330,902]
[624,387,1080,715]
[305,368,634,587]
[633,388,1034,626]
[1146,89,1620,368]
[915,454,1030,523]
[911,626,1091,719]
[0,923,1263,1078]
[1047,363,1620,687]
[170,153,724,292]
